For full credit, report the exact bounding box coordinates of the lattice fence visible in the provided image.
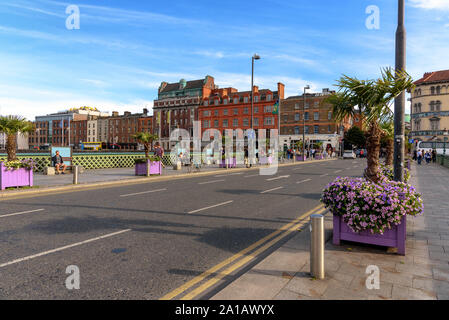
[0,155,51,173]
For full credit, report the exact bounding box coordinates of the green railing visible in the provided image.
[0,152,178,172]
[437,155,449,168]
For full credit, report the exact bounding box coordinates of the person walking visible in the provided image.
[417,149,422,165]
[432,149,437,163]
[425,151,431,164]
[154,142,165,168]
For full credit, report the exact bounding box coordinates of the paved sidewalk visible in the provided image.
[212,162,449,300]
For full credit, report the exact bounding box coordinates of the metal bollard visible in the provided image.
[146,160,150,177]
[73,165,79,185]
[310,214,325,279]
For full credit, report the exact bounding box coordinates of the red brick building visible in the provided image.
[198,83,285,137]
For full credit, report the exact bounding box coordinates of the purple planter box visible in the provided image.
[135,161,162,176]
[219,158,236,168]
[333,214,406,255]
[315,154,324,160]
[259,156,273,165]
[0,162,34,190]
[295,155,306,161]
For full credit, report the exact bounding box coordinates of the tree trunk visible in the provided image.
[364,122,381,183]
[144,143,149,158]
[6,134,17,161]
[385,138,394,166]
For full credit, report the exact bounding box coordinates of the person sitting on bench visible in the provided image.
[52,150,67,174]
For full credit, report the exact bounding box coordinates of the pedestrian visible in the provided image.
[413,149,417,161]
[154,142,165,168]
[425,151,431,164]
[432,149,437,163]
[417,149,422,165]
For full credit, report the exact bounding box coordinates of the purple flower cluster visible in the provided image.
[379,164,410,183]
[321,176,423,235]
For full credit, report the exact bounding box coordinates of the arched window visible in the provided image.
[431,87,435,95]
[436,86,441,95]
[436,101,441,111]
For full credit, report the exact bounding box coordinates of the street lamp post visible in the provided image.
[303,85,310,160]
[393,0,406,182]
[444,128,448,156]
[251,54,261,130]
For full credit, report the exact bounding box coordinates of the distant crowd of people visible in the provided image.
[413,149,437,165]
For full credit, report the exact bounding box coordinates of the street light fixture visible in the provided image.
[251,54,260,131]
[303,85,310,160]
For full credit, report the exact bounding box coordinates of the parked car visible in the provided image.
[343,150,356,159]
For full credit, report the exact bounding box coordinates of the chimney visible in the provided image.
[253,86,259,94]
[277,83,285,100]
[112,111,119,117]
[159,82,168,93]
[143,108,149,115]
[124,111,131,116]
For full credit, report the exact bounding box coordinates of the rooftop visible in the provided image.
[414,69,449,85]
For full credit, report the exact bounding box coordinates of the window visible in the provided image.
[254,118,259,126]
[436,101,442,111]
[328,112,332,120]
[214,120,219,127]
[304,126,309,134]
[284,115,288,123]
[314,101,319,107]
[244,97,249,103]
[294,126,300,134]
[295,113,300,121]
[264,105,273,113]
[223,109,228,116]
[314,112,319,121]
[223,119,228,127]
[430,101,435,112]
[436,86,441,95]
[243,118,249,127]
[203,110,210,117]
[233,108,238,115]
[414,119,421,131]
[267,95,272,101]
[431,87,435,95]
[430,119,440,131]
[304,103,309,109]
[243,107,249,114]
[223,98,228,105]
[214,99,219,106]
[314,125,319,134]
[304,112,309,120]
[254,107,259,113]
[254,96,259,102]
[214,110,219,116]
[264,117,274,125]
[294,103,300,110]
[233,97,238,104]
[203,120,210,128]
[233,118,239,127]
[328,125,331,132]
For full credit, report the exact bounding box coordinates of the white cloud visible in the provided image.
[409,0,449,10]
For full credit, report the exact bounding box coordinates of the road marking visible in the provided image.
[214,173,243,178]
[188,200,234,214]
[198,179,225,185]
[260,186,283,194]
[0,208,45,219]
[297,178,312,184]
[159,204,325,300]
[319,173,329,177]
[180,206,327,300]
[120,188,167,197]
[334,170,343,173]
[244,174,259,178]
[0,229,131,268]
[266,175,290,181]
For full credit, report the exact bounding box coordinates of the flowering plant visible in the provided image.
[321,176,423,235]
[135,156,161,164]
[2,159,35,170]
[379,164,410,183]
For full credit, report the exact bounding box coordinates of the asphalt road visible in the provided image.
[0,158,365,299]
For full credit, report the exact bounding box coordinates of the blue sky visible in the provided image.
[0,0,448,120]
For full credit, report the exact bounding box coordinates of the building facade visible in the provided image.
[1,133,29,150]
[107,109,149,149]
[410,70,449,142]
[198,83,284,139]
[279,89,361,152]
[152,76,215,150]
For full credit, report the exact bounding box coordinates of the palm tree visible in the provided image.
[133,132,158,158]
[380,119,394,166]
[0,115,34,161]
[325,68,414,183]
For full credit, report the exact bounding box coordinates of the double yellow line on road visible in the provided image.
[159,203,326,300]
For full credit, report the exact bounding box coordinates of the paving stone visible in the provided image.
[284,275,329,298]
[392,284,437,300]
[348,276,393,299]
[432,268,449,282]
